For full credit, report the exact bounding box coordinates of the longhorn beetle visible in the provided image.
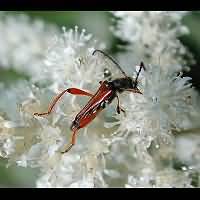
[34,50,145,153]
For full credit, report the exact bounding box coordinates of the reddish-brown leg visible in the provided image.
[61,130,78,153]
[34,88,93,117]
[61,107,104,154]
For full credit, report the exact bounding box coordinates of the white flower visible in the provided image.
[0,12,199,188]
[126,168,192,188]
[36,137,108,188]
[0,23,111,187]
[175,133,200,171]
[107,65,196,148]
[0,12,59,81]
[0,116,18,158]
[0,79,111,187]
[42,26,106,91]
[111,11,194,72]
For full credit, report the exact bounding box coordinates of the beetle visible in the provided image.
[34,49,145,153]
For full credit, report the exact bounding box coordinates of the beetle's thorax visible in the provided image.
[108,77,134,93]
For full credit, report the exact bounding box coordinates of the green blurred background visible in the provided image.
[0,11,199,187]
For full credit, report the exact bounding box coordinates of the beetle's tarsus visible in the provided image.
[61,130,77,153]
[61,144,74,154]
[116,106,126,116]
[33,112,50,117]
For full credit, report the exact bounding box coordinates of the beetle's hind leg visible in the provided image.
[61,130,78,154]
[33,89,71,117]
[34,88,93,117]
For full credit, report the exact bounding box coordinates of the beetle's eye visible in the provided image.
[104,68,112,80]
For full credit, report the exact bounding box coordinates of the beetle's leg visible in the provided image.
[61,109,102,153]
[116,95,126,116]
[34,88,93,117]
[66,88,93,97]
[61,107,104,153]
[61,130,78,153]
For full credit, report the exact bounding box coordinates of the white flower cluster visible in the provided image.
[0,12,59,82]
[111,11,194,72]
[41,26,106,91]
[0,11,200,188]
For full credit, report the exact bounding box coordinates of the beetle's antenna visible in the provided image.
[134,62,145,88]
[92,49,128,77]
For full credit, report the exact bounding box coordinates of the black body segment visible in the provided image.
[109,77,134,93]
